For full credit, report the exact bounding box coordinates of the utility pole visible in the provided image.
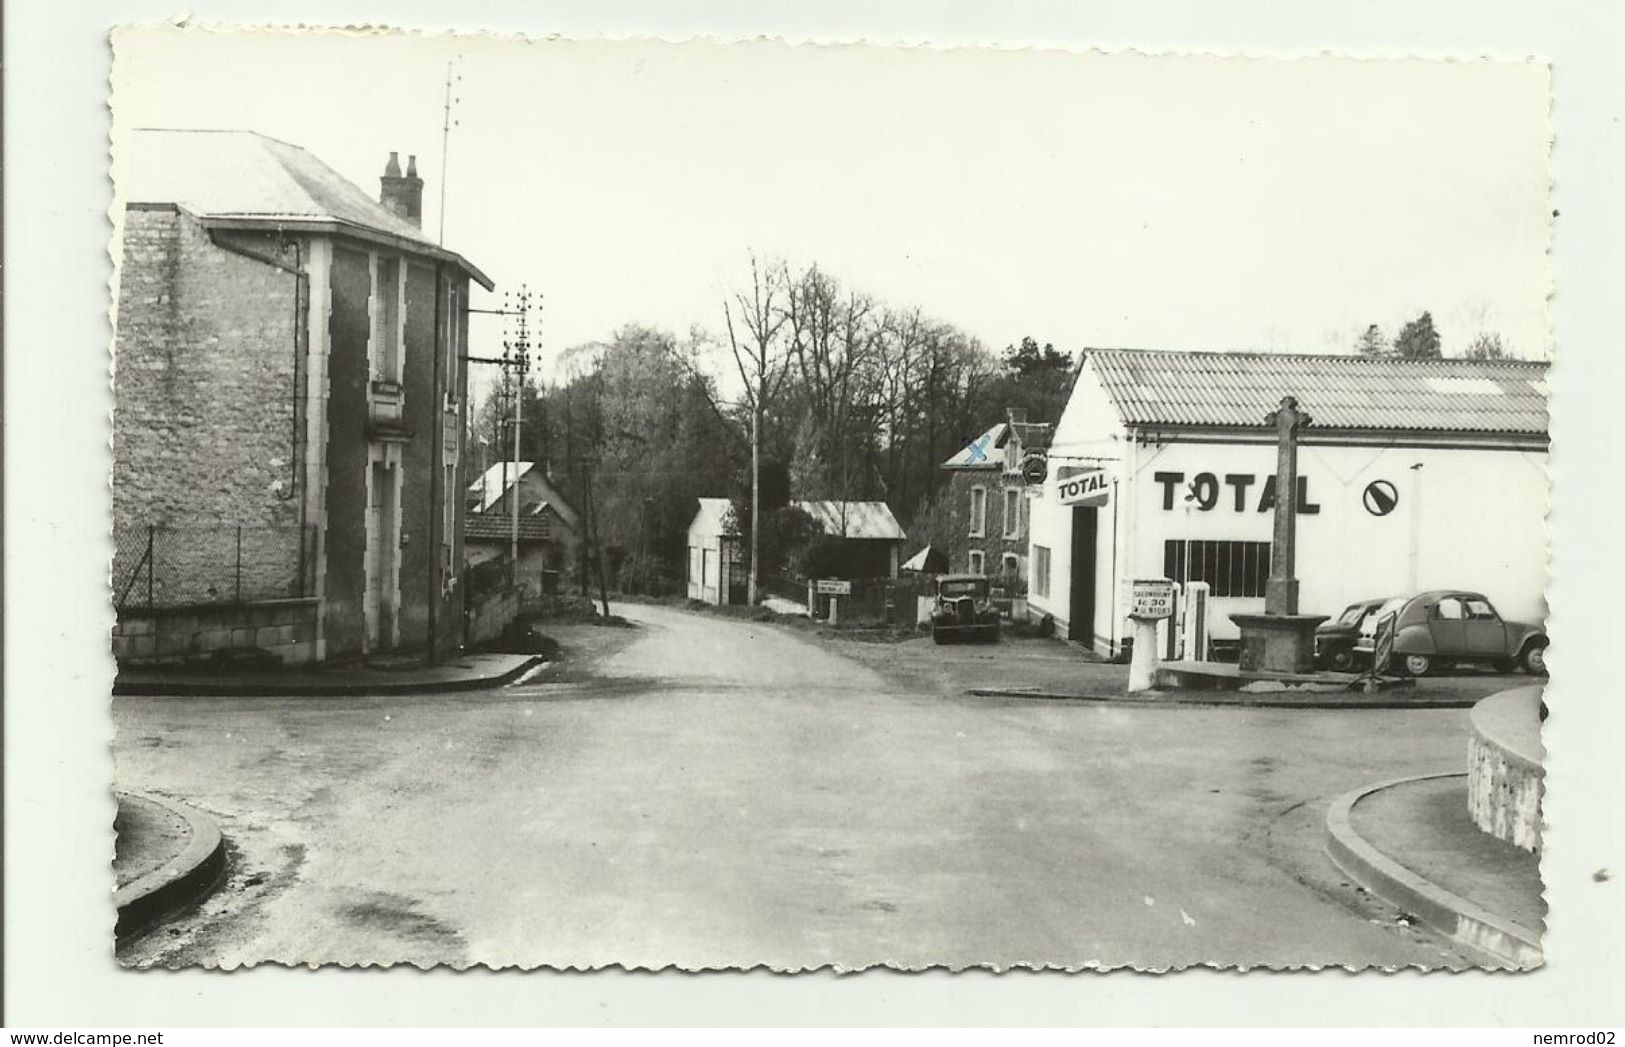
[582,456,611,618]
[438,61,459,246]
[463,286,540,590]
[503,287,534,584]
[750,402,760,606]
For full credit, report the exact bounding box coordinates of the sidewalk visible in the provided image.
[113,651,545,697]
[114,791,226,938]
[1325,772,1544,967]
[970,684,1481,709]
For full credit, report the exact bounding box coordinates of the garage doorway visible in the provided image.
[1069,506,1098,645]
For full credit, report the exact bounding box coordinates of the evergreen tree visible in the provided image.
[1356,324,1388,357]
[1393,312,1443,359]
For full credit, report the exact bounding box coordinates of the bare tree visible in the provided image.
[722,254,793,605]
[785,264,880,519]
[1464,331,1513,360]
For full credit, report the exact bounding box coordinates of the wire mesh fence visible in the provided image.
[114,524,316,610]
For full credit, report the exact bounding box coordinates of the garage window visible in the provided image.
[1163,539,1270,598]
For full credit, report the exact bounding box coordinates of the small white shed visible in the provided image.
[686,497,740,605]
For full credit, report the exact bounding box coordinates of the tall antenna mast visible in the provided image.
[438,60,459,245]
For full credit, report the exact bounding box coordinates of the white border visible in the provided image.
[6,0,1624,1028]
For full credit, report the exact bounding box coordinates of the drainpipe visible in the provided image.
[426,263,444,665]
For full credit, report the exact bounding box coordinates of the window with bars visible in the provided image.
[1163,539,1271,598]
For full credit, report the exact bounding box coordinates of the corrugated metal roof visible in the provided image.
[794,500,907,541]
[942,423,1007,468]
[1087,350,1549,435]
[122,129,491,289]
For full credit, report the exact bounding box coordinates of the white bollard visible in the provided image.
[1127,615,1162,693]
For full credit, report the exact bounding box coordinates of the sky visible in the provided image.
[111,29,1553,404]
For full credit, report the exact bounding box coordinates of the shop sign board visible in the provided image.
[1130,578,1176,620]
[815,579,852,596]
[1056,468,1110,507]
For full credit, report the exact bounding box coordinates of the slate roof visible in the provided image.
[794,500,907,541]
[467,462,537,513]
[1087,350,1549,435]
[122,128,492,289]
[943,419,1055,468]
[942,423,1007,469]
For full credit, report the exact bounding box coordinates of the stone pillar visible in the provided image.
[1231,395,1328,674]
[1265,395,1305,615]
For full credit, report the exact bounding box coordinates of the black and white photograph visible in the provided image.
[103,27,1554,972]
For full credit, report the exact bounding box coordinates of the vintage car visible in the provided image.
[930,573,1001,643]
[1313,597,1387,671]
[1351,590,1547,676]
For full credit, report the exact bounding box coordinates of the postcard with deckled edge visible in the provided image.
[108,25,1551,971]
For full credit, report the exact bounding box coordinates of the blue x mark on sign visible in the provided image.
[965,435,991,464]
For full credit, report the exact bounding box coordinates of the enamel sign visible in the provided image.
[1131,578,1176,620]
[1056,468,1110,507]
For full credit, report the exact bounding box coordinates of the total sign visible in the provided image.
[1055,468,1111,507]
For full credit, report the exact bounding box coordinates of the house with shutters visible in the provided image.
[931,408,1053,588]
[111,128,493,665]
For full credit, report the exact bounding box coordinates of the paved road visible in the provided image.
[115,602,1478,970]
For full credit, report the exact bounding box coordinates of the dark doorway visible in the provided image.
[1069,506,1098,645]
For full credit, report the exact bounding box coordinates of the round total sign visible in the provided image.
[1362,479,1399,517]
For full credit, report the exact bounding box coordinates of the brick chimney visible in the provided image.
[380,151,424,227]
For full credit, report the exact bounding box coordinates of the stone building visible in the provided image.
[111,129,493,664]
[463,461,583,599]
[934,408,1054,588]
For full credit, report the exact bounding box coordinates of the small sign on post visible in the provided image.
[815,578,851,625]
[1127,577,1176,693]
[1364,611,1397,692]
[1130,578,1176,620]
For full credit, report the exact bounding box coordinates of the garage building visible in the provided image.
[1026,350,1549,658]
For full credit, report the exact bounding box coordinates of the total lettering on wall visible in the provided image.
[1153,470,1321,514]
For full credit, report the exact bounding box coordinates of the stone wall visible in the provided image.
[113,207,302,538]
[113,598,320,665]
[1467,687,1546,853]
[464,586,520,649]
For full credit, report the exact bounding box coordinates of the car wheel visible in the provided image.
[1329,649,1354,672]
[1520,642,1548,676]
[1402,653,1432,677]
[932,630,946,645]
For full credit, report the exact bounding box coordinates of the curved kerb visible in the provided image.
[113,792,227,939]
[1323,771,1543,969]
